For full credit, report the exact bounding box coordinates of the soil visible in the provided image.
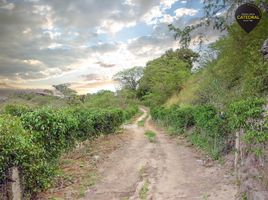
[81,108,237,200]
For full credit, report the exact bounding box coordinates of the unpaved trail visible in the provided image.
[83,108,237,200]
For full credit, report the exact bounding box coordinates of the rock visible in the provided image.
[94,155,100,161]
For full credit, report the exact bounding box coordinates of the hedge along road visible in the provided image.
[82,108,236,200]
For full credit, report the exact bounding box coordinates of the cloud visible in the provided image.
[0,0,209,93]
[0,82,15,88]
[70,80,118,94]
[82,73,108,81]
[161,0,178,9]
[95,61,116,68]
[174,8,198,18]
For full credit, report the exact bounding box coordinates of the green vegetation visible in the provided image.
[144,130,156,143]
[138,114,148,127]
[144,10,268,160]
[137,48,198,107]
[0,90,139,197]
[139,180,149,200]
[113,66,144,91]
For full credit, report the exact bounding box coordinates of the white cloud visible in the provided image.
[0,3,14,10]
[160,14,175,24]
[142,6,163,25]
[160,0,178,10]
[175,8,198,18]
[23,59,44,66]
[97,20,136,34]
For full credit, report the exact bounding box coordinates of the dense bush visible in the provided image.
[151,105,195,133]
[85,108,124,135]
[151,98,267,159]
[21,107,79,159]
[0,115,33,182]
[0,104,138,196]
[123,105,139,121]
[151,104,230,159]
[0,115,53,193]
[4,104,31,117]
[228,97,267,146]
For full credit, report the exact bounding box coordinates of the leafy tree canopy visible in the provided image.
[52,83,77,97]
[113,66,144,91]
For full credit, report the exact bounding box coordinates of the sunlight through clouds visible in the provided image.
[0,0,214,94]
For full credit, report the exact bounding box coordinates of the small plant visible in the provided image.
[138,119,145,127]
[139,180,149,200]
[138,114,148,127]
[145,130,156,142]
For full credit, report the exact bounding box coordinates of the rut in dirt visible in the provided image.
[82,108,236,200]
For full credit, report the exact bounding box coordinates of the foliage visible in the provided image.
[4,104,31,117]
[84,90,139,110]
[0,115,34,182]
[169,0,268,47]
[113,66,144,91]
[0,115,54,193]
[138,48,196,106]
[21,107,79,159]
[145,130,156,142]
[151,105,195,133]
[192,105,229,159]
[123,105,139,121]
[228,97,267,145]
[170,14,268,107]
[151,104,230,159]
[52,83,77,97]
[0,100,139,196]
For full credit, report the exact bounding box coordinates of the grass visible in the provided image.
[139,180,149,200]
[138,119,145,127]
[138,114,148,127]
[187,130,221,160]
[144,130,156,143]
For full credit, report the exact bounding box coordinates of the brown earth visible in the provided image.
[81,108,237,200]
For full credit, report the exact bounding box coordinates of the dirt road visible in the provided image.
[83,108,236,200]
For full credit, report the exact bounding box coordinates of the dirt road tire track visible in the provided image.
[82,108,237,200]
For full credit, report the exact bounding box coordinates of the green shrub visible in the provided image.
[228,97,267,145]
[193,105,227,137]
[89,108,124,135]
[151,104,229,159]
[0,115,54,194]
[21,107,78,159]
[123,105,139,121]
[4,104,31,117]
[1,104,138,197]
[0,115,33,182]
[151,105,194,133]
[167,105,195,132]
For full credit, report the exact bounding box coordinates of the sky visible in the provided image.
[0,0,221,94]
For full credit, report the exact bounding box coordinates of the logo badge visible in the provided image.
[235,3,262,33]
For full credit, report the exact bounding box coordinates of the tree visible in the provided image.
[164,48,199,69]
[137,48,195,106]
[52,83,77,97]
[169,0,268,48]
[113,66,144,91]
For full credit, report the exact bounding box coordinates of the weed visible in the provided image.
[139,180,149,200]
[145,130,156,142]
[138,119,145,127]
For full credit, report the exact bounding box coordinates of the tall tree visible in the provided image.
[137,48,197,106]
[113,66,144,91]
[52,83,77,97]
